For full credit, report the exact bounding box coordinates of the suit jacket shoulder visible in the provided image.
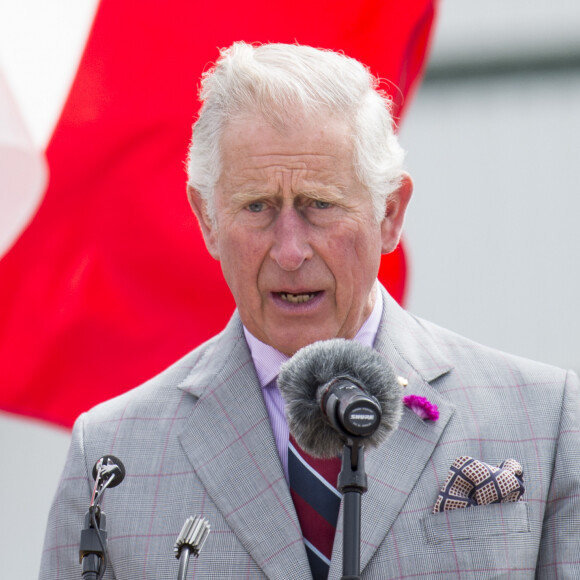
[40,313,311,580]
[83,313,243,425]
[362,287,580,579]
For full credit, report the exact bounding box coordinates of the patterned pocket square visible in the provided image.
[433,456,525,513]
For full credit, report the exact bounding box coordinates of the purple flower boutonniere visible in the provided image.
[403,395,439,421]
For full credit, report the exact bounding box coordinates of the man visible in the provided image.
[40,42,580,579]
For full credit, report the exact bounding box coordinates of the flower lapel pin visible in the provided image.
[403,394,439,422]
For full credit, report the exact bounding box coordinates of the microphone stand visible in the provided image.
[79,506,107,580]
[337,440,367,580]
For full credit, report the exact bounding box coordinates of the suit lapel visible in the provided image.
[176,315,311,580]
[329,288,456,577]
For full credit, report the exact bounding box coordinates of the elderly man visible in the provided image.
[40,42,579,579]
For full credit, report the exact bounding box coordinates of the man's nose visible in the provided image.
[269,208,313,271]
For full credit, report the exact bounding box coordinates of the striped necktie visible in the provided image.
[288,435,342,580]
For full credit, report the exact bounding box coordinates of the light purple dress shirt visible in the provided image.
[243,287,383,480]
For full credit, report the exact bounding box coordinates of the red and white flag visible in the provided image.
[0,0,437,428]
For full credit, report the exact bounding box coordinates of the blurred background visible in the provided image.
[401,0,580,375]
[1,0,578,577]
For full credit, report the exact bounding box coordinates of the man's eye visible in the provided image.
[313,200,332,209]
[247,202,266,213]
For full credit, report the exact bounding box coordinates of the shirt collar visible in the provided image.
[243,285,383,390]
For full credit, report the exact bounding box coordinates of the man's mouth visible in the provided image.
[278,291,319,304]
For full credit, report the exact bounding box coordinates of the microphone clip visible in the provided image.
[79,506,108,579]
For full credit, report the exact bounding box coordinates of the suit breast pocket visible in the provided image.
[422,502,530,545]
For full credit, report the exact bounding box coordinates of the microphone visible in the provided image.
[92,455,126,487]
[90,455,126,508]
[174,516,211,580]
[79,456,126,580]
[278,338,403,458]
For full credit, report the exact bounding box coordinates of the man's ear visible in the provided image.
[380,173,413,254]
[187,185,220,260]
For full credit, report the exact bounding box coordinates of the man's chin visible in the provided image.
[268,329,338,357]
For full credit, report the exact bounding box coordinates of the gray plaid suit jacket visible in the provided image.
[40,287,580,579]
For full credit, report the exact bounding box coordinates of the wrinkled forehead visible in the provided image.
[214,112,365,207]
[220,108,356,157]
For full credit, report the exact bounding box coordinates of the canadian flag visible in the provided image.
[0,0,437,429]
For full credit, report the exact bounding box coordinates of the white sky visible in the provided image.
[0,0,98,148]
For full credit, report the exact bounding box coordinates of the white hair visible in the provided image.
[187,42,406,223]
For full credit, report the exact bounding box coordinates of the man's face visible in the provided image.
[190,113,410,356]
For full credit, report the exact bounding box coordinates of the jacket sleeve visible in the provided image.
[536,370,580,578]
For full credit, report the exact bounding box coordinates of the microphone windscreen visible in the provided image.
[92,455,126,488]
[278,338,402,458]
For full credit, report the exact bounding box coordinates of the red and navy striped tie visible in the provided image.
[288,435,342,579]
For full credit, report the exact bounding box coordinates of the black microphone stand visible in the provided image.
[337,440,367,580]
